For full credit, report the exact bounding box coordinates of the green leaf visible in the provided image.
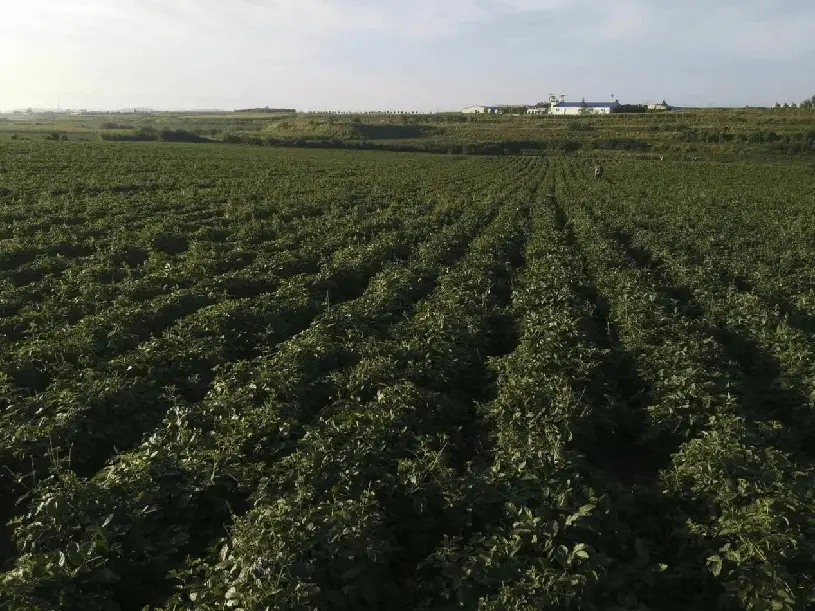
[776,590,790,600]
[578,503,595,516]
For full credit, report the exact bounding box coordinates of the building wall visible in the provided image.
[552,106,581,115]
[551,106,614,115]
[462,106,502,114]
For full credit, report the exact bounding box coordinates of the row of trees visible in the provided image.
[775,94,815,109]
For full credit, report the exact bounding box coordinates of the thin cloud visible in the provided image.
[598,0,651,40]
[707,6,815,60]
[237,0,576,38]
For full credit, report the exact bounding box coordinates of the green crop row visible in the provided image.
[2,139,815,611]
[154,174,537,610]
[558,166,815,611]
[0,156,539,610]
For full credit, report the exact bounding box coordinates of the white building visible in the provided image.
[550,101,620,115]
[461,105,502,114]
[526,106,548,115]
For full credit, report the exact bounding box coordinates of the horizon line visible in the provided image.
[1,103,781,114]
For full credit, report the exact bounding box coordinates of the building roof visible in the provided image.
[553,102,618,108]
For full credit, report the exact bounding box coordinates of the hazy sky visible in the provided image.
[2,0,813,111]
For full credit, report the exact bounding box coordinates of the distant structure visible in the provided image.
[550,100,620,115]
[461,95,671,116]
[461,105,502,114]
[235,107,296,113]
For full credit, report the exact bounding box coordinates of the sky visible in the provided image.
[1,0,814,111]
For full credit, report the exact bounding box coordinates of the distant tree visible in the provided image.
[579,98,589,115]
[800,95,815,109]
[617,104,647,113]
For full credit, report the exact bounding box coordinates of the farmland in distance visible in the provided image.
[1,137,815,611]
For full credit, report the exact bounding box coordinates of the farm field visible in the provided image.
[1,140,815,610]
